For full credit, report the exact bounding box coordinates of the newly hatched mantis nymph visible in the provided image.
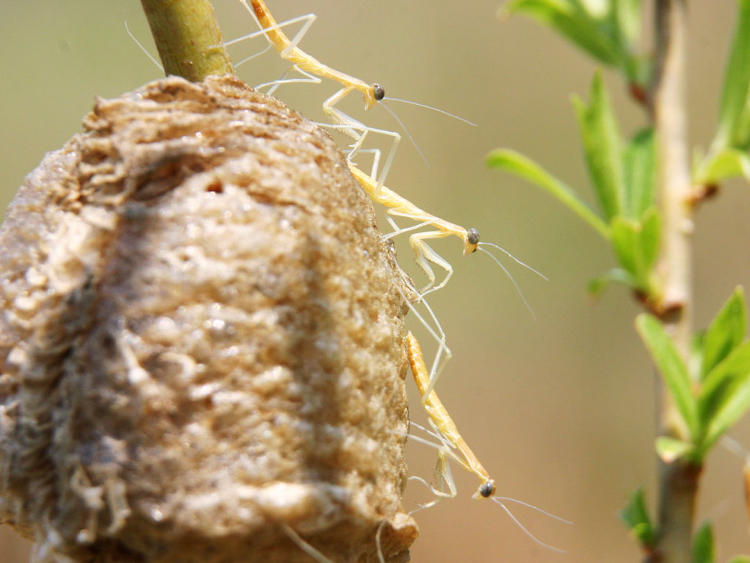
[228,0,402,189]
[229,0,475,186]
[405,332,572,552]
[349,164,546,301]
[406,332,494,495]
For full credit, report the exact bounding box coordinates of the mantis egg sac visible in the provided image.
[0,75,418,562]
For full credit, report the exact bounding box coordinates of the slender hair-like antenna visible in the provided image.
[479,241,548,280]
[476,246,536,320]
[379,101,429,168]
[490,497,567,554]
[721,435,750,460]
[280,523,332,563]
[375,521,387,563]
[233,44,272,67]
[384,96,478,127]
[125,21,163,71]
[492,496,574,525]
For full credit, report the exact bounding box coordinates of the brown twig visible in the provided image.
[649,0,700,560]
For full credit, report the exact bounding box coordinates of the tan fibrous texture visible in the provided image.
[0,75,417,562]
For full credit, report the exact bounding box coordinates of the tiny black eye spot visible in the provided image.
[479,480,494,498]
[372,83,385,101]
[467,228,480,246]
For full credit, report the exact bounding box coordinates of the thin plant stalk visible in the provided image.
[140,0,234,81]
[650,0,700,560]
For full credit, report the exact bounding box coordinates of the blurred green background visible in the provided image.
[1,1,748,561]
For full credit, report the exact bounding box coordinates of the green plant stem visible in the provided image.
[649,0,700,560]
[140,0,234,81]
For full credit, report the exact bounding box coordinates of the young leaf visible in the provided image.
[734,101,750,151]
[588,268,636,296]
[622,128,656,219]
[612,0,642,48]
[692,522,715,563]
[695,147,750,185]
[702,287,746,379]
[609,209,659,293]
[573,72,625,221]
[504,0,622,66]
[638,208,660,273]
[728,558,750,563]
[610,218,639,280]
[655,436,695,463]
[699,340,750,428]
[701,371,750,454]
[691,331,706,383]
[636,314,699,438]
[619,487,655,547]
[713,0,750,150]
[486,148,610,238]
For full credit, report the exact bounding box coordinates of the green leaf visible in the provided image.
[636,314,699,438]
[702,370,750,454]
[695,147,750,185]
[655,436,695,463]
[691,331,706,385]
[638,208,660,273]
[610,218,639,277]
[505,0,622,66]
[702,287,746,379]
[622,128,656,219]
[588,268,636,295]
[573,72,625,221]
[699,340,750,430]
[619,487,655,547]
[609,208,660,292]
[486,148,610,238]
[695,1,750,183]
[612,0,642,48]
[714,0,750,150]
[734,99,750,151]
[692,522,714,563]
[728,557,750,563]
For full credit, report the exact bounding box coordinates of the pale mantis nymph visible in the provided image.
[405,333,572,553]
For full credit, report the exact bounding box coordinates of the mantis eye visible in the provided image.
[467,228,480,246]
[372,83,385,101]
[479,480,495,498]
